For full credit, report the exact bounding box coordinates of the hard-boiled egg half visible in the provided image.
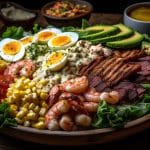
[35,28,62,43]
[0,38,25,62]
[43,51,67,71]
[48,32,79,50]
[20,35,36,47]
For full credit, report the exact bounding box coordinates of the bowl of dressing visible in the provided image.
[124,2,150,34]
[0,1,38,29]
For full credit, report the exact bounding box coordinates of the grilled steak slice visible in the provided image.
[114,81,145,103]
[79,57,104,75]
[107,64,140,86]
[79,49,148,101]
[133,56,150,83]
[114,49,145,60]
[101,58,123,77]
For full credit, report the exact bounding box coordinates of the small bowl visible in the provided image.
[124,2,150,34]
[41,0,93,27]
[0,1,38,29]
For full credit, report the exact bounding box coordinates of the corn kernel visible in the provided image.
[25,89,31,94]
[23,79,30,84]
[39,79,48,85]
[32,121,45,129]
[32,93,37,99]
[40,92,48,100]
[16,108,28,118]
[38,117,45,122]
[40,101,48,109]
[7,97,16,104]
[23,102,30,109]
[34,106,40,113]
[24,121,31,127]
[36,83,43,89]
[19,91,25,97]
[28,82,36,87]
[26,111,36,120]
[20,76,26,81]
[29,103,36,110]
[10,104,18,111]
[32,87,36,92]
[10,104,18,116]
[36,89,41,95]
[15,117,23,124]
[39,107,47,116]
[15,82,22,89]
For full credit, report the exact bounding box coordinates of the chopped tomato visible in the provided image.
[0,74,14,101]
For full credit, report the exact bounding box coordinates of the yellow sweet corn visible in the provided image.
[32,121,45,129]
[40,92,48,100]
[6,77,49,128]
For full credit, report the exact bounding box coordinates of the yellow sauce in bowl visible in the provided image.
[129,6,150,22]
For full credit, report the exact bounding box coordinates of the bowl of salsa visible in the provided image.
[124,2,150,34]
[41,0,93,27]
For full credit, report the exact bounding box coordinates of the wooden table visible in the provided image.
[0,13,149,149]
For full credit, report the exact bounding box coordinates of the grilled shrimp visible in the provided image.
[82,102,99,112]
[59,114,77,131]
[48,76,88,106]
[100,91,120,104]
[61,76,88,94]
[48,85,62,107]
[59,92,85,102]
[4,59,36,78]
[84,88,100,103]
[75,114,92,127]
[45,100,70,131]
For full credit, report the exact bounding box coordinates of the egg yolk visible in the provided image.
[38,31,56,41]
[20,36,33,45]
[51,36,71,46]
[46,52,64,66]
[3,41,21,55]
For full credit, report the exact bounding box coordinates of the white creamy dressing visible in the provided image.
[1,6,35,20]
[33,40,112,92]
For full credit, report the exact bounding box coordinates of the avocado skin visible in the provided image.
[91,24,134,44]
[106,31,144,49]
[80,25,119,40]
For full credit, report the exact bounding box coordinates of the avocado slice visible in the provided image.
[80,25,119,40]
[142,41,150,49]
[106,31,144,49]
[91,24,134,44]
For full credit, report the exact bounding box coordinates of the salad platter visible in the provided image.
[0,16,150,145]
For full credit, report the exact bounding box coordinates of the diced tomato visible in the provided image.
[0,74,14,101]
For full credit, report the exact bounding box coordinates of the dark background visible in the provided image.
[1,0,149,13]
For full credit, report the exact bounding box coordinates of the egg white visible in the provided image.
[0,39,25,62]
[48,32,79,50]
[20,35,36,47]
[35,28,62,42]
[42,50,67,71]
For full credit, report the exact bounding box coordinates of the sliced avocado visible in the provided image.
[62,26,103,37]
[79,29,103,37]
[80,25,119,40]
[106,31,144,49]
[142,41,150,49]
[77,25,105,37]
[91,24,134,44]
